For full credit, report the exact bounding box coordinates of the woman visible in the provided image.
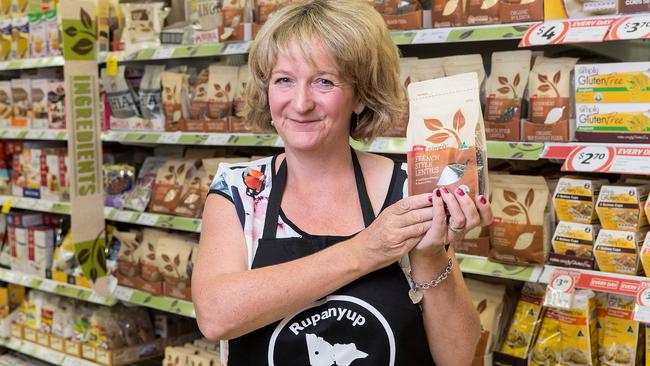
[192,1,493,364]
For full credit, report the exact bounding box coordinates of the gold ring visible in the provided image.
[448,225,465,233]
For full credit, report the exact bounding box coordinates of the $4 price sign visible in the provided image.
[519,21,568,47]
[544,270,580,309]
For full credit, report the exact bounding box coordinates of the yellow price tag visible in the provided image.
[2,199,13,213]
[106,54,119,77]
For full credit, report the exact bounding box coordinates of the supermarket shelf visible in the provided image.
[0,196,201,233]
[98,40,252,63]
[115,286,195,318]
[104,207,201,233]
[391,22,531,45]
[101,130,280,147]
[1,337,100,366]
[456,253,544,282]
[539,265,646,297]
[0,196,70,214]
[0,268,116,305]
[0,56,64,71]
[0,128,67,141]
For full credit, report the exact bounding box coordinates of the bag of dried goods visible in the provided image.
[557,289,597,366]
[524,56,578,142]
[406,72,488,198]
[489,174,549,265]
[529,309,560,366]
[499,282,546,358]
[484,50,531,141]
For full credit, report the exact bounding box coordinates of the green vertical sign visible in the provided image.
[62,0,107,284]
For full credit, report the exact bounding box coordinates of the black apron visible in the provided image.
[228,150,435,366]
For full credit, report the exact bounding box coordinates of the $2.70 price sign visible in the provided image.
[606,15,650,40]
[544,270,580,309]
[562,146,615,173]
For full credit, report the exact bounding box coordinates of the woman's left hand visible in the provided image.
[412,187,493,256]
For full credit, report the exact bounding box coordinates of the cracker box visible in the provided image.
[554,177,608,224]
[575,62,650,104]
[594,228,647,275]
[552,221,600,258]
[576,103,650,143]
[596,184,650,231]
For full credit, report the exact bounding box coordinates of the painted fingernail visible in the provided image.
[435,189,442,197]
[456,188,465,196]
[442,187,449,194]
[428,195,433,202]
[479,195,487,205]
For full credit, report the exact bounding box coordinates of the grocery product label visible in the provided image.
[596,185,649,231]
[557,295,597,366]
[575,63,650,103]
[62,0,107,285]
[500,291,544,357]
[605,294,642,364]
[553,177,605,223]
[552,221,599,258]
[594,229,647,275]
[575,103,650,143]
[544,270,579,309]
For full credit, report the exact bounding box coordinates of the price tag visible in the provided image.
[7,337,21,349]
[25,130,42,139]
[153,47,176,59]
[0,61,8,70]
[2,199,13,213]
[112,210,134,223]
[157,132,182,144]
[563,146,615,173]
[634,282,650,323]
[223,42,251,55]
[412,29,452,44]
[114,286,135,301]
[369,138,389,152]
[519,21,568,46]
[606,15,650,40]
[106,54,119,77]
[206,134,231,146]
[42,130,60,140]
[543,270,579,309]
[107,130,127,142]
[88,291,107,304]
[22,59,37,69]
[136,213,159,226]
[5,129,20,138]
[40,280,58,293]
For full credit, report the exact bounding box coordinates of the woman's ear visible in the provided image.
[354,102,365,116]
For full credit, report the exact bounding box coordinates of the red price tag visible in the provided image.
[544,270,580,309]
[634,282,650,323]
[606,15,650,40]
[562,146,615,173]
[519,21,568,47]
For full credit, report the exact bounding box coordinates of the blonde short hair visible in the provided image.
[244,0,403,142]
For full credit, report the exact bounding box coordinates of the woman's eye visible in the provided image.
[274,77,291,84]
[315,78,334,87]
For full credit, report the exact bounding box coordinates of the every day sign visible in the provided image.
[61,0,107,283]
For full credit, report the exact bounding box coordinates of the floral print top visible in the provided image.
[208,155,408,269]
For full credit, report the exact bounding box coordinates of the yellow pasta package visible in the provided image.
[529,309,561,366]
[557,290,597,366]
[596,292,608,364]
[602,294,643,366]
[499,283,546,358]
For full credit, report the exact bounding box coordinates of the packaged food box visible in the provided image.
[10,78,30,128]
[554,177,608,224]
[26,226,53,277]
[552,221,600,258]
[576,103,650,143]
[544,0,617,19]
[0,16,11,60]
[594,228,647,275]
[638,232,650,276]
[30,79,47,129]
[596,184,650,231]
[28,11,45,58]
[10,14,28,59]
[575,63,650,104]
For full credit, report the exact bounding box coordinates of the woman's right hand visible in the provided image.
[354,193,434,271]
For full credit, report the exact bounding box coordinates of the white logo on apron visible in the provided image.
[268,295,395,366]
[306,333,368,366]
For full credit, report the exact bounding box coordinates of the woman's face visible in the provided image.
[268,40,363,152]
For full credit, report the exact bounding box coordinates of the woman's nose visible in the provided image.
[293,83,315,113]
